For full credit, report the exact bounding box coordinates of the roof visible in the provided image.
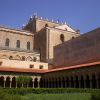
[0,61,100,74]
[45,61,100,73]
[0,26,33,36]
[55,25,76,32]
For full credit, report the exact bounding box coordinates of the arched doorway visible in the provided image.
[58,77,61,88]
[5,77,10,88]
[75,76,79,88]
[66,77,69,88]
[12,77,16,88]
[71,76,74,88]
[98,73,100,88]
[92,74,97,88]
[80,75,84,88]
[34,78,38,88]
[85,75,90,88]
[40,78,43,88]
[62,77,65,88]
[0,76,4,87]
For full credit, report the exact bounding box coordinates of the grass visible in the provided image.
[0,88,100,100]
[2,93,90,100]
[22,93,91,100]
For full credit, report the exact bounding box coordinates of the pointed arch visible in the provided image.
[15,55,21,60]
[0,76,4,87]
[26,56,33,61]
[0,55,8,59]
[5,76,10,88]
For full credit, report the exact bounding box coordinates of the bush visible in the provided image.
[91,93,100,100]
[0,88,100,95]
[0,88,100,100]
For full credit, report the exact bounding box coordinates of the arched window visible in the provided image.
[5,38,10,47]
[60,34,64,42]
[27,42,30,50]
[16,40,20,48]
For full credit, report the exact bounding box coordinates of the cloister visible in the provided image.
[0,61,100,89]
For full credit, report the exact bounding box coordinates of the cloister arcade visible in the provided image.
[0,65,100,89]
[42,73,100,88]
[0,75,41,88]
[0,73,99,89]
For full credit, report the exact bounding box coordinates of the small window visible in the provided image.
[60,34,64,42]
[72,37,75,39]
[16,40,20,48]
[45,24,48,27]
[27,42,30,50]
[30,64,34,68]
[39,65,43,69]
[5,38,10,47]
[0,62,2,66]
[33,57,37,62]
[9,56,13,60]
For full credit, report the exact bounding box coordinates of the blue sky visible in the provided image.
[0,0,100,33]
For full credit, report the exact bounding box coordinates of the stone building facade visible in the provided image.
[24,16,80,64]
[0,26,48,70]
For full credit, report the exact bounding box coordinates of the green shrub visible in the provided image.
[0,88,100,95]
[91,93,100,100]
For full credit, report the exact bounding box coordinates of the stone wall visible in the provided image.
[46,27,79,64]
[54,28,100,68]
[0,59,48,69]
[0,27,34,51]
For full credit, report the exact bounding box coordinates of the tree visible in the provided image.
[16,76,32,88]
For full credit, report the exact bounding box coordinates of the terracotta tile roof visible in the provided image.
[0,67,47,74]
[45,61,100,73]
[0,61,100,74]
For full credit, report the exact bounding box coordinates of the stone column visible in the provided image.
[16,82,17,88]
[54,79,56,88]
[46,79,48,88]
[84,76,86,88]
[78,77,81,88]
[64,77,67,88]
[69,77,71,88]
[22,83,23,88]
[61,78,63,88]
[96,75,99,89]
[57,78,59,88]
[32,77,35,88]
[4,77,6,88]
[37,77,40,88]
[10,78,12,88]
[73,77,75,88]
[66,77,69,88]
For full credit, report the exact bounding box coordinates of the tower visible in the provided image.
[23,15,80,66]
